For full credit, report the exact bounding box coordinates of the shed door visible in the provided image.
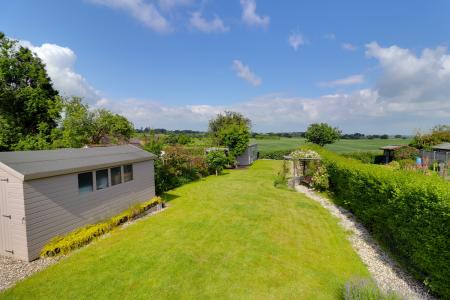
[0,180,13,255]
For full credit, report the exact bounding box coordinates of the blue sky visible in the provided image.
[2,0,450,133]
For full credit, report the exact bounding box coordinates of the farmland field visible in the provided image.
[253,137,411,154]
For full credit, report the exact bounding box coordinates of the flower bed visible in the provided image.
[40,196,164,257]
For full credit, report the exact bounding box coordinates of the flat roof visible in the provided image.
[380,145,402,150]
[0,145,156,181]
[432,143,450,151]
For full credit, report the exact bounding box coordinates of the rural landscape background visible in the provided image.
[1,1,449,299]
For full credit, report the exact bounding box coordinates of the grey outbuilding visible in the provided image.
[0,145,156,261]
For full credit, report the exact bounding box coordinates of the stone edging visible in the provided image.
[294,185,433,300]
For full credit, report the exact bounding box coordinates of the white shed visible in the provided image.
[0,145,156,261]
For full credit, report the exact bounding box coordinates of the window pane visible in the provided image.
[96,169,109,190]
[124,164,133,182]
[78,172,93,193]
[111,166,122,186]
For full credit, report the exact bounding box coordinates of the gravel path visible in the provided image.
[0,256,57,291]
[0,204,167,292]
[295,184,433,300]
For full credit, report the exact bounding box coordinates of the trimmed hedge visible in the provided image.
[307,146,450,298]
[40,197,164,257]
[341,151,384,164]
[259,149,295,160]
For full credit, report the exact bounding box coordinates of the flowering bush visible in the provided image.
[311,165,329,191]
[290,149,320,159]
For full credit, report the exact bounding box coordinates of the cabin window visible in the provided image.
[78,172,93,193]
[123,164,133,182]
[96,169,109,190]
[111,166,122,186]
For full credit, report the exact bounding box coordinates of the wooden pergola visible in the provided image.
[283,155,321,186]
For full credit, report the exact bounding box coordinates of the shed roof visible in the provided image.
[0,145,156,181]
[380,145,402,150]
[432,143,450,151]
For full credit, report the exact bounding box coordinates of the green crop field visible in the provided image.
[253,137,411,154]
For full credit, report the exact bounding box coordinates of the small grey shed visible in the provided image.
[236,143,258,166]
[0,145,156,261]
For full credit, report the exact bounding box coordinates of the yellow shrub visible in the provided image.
[40,196,164,257]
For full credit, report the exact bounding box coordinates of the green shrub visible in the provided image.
[392,145,419,161]
[341,152,384,164]
[304,146,450,298]
[343,278,401,300]
[311,165,329,191]
[273,160,289,188]
[259,149,295,160]
[41,197,163,257]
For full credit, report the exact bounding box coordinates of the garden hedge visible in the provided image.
[41,196,164,257]
[307,146,450,298]
[259,149,295,160]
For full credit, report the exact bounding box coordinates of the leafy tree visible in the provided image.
[58,98,134,147]
[208,111,251,157]
[58,97,93,148]
[0,32,62,150]
[409,124,450,149]
[90,109,133,144]
[305,123,341,147]
[206,150,229,176]
[143,130,164,156]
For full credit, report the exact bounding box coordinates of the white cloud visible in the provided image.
[158,0,193,11]
[366,41,450,104]
[189,12,229,33]
[288,32,305,51]
[341,42,358,51]
[324,33,336,41]
[19,39,450,133]
[88,0,171,33]
[232,60,262,86]
[240,0,270,28]
[20,41,101,102]
[319,74,365,87]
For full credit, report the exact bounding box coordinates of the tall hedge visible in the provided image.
[309,146,450,298]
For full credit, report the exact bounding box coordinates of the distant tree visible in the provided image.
[0,32,62,150]
[394,134,403,138]
[380,134,389,139]
[305,123,341,147]
[208,111,251,157]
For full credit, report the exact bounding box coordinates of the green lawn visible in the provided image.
[253,137,411,154]
[2,161,369,299]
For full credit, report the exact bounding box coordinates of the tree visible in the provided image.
[0,32,62,150]
[206,150,229,176]
[305,123,341,147]
[58,97,134,147]
[208,111,251,157]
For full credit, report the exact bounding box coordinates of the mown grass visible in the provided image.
[2,161,369,299]
[253,137,410,154]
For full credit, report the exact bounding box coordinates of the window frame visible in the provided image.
[123,164,133,182]
[110,166,122,186]
[95,169,110,190]
[78,172,93,194]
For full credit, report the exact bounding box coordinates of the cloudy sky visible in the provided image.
[2,0,450,134]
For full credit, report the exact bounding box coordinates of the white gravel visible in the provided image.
[295,184,434,300]
[0,256,57,291]
[0,204,167,292]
